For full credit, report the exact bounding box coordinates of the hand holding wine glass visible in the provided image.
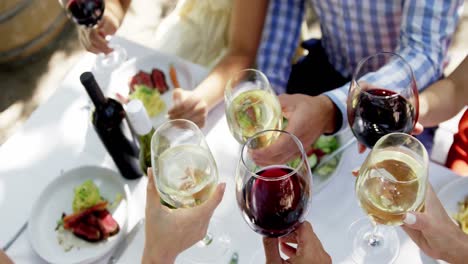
[262,221,331,264]
[150,119,230,262]
[77,2,124,54]
[59,0,128,69]
[143,168,226,264]
[350,132,429,263]
[251,94,338,165]
[402,185,468,263]
[236,130,312,262]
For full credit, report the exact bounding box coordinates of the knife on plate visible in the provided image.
[107,218,145,264]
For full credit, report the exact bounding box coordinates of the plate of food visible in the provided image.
[107,53,194,127]
[309,134,346,193]
[28,166,129,264]
[438,177,468,234]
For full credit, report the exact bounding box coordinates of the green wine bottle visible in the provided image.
[126,99,154,176]
[126,99,174,208]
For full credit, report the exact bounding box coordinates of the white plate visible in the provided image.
[438,177,468,219]
[107,53,194,127]
[28,166,129,264]
[437,177,468,264]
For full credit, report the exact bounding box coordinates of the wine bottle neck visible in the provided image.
[80,72,107,108]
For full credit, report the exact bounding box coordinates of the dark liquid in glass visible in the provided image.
[239,166,309,237]
[349,88,415,148]
[67,0,104,27]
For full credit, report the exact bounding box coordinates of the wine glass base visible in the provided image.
[177,219,231,264]
[94,45,127,71]
[348,218,400,264]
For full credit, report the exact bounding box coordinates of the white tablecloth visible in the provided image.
[1,38,461,264]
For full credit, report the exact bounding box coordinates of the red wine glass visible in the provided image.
[59,0,127,70]
[347,52,419,148]
[236,130,312,238]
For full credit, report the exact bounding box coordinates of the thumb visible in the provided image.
[403,212,430,231]
[262,237,282,264]
[413,122,424,135]
[146,168,161,207]
[198,183,226,216]
[358,143,366,154]
[172,88,184,106]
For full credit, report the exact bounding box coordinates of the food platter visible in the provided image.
[311,129,354,194]
[28,166,129,264]
[106,53,194,128]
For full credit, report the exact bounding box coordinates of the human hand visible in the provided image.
[402,185,468,263]
[356,123,424,153]
[77,3,124,54]
[142,168,226,264]
[251,94,338,165]
[168,88,208,128]
[263,221,331,264]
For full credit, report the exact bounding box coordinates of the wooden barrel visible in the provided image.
[0,0,68,63]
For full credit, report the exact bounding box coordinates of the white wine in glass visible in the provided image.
[151,119,229,263]
[157,144,217,208]
[356,149,426,226]
[225,69,282,147]
[349,132,428,264]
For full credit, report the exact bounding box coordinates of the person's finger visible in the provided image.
[98,18,118,37]
[183,108,207,125]
[168,98,198,117]
[251,133,299,165]
[413,123,424,135]
[295,221,321,256]
[115,93,129,104]
[172,88,183,107]
[403,212,430,231]
[278,232,297,244]
[401,225,426,248]
[263,237,282,264]
[280,242,297,258]
[89,30,112,54]
[146,168,161,208]
[358,143,366,153]
[198,183,226,216]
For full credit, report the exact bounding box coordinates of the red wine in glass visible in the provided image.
[239,166,309,237]
[66,0,104,27]
[349,88,415,148]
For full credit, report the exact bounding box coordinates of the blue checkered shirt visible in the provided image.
[256,0,464,131]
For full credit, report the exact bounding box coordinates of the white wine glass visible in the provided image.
[225,69,282,147]
[349,132,428,263]
[151,119,230,263]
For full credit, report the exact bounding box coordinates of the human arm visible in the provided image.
[141,169,225,264]
[0,251,13,264]
[77,0,131,54]
[168,0,269,127]
[256,0,306,94]
[324,0,464,133]
[263,221,331,264]
[402,185,468,263]
[419,56,468,127]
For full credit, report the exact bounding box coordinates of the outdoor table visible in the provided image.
[1,38,459,264]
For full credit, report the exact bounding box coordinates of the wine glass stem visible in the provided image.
[200,232,213,246]
[368,224,381,247]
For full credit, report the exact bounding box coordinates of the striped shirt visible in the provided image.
[256,0,464,131]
